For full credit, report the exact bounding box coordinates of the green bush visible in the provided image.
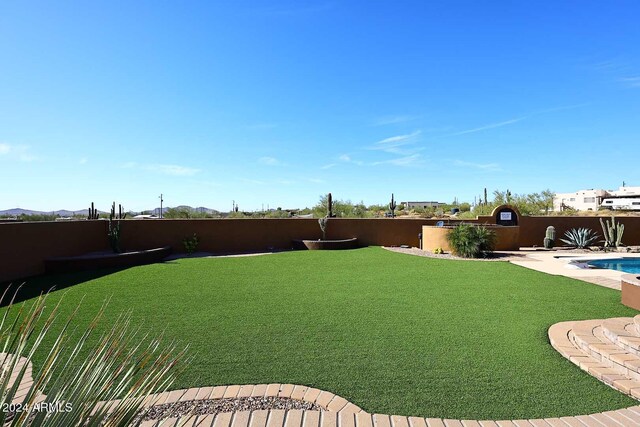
[183,233,199,254]
[446,224,496,258]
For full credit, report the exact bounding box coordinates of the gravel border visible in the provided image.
[139,396,324,421]
[383,246,531,262]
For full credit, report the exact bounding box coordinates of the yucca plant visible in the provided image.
[446,223,496,258]
[559,228,600,249]
[0,286,189,426]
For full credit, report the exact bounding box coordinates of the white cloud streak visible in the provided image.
[259,156,281,166]
[373,115,416,126]
[120,161,200,176]
[373,154,423,167]
[453,160,502,172]
[147,164,201,176]
[0,143,36,161]
[620,76,640,88]
[444,118,525,137]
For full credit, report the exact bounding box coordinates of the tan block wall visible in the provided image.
[422,225,519,252]
[622,275,640,311]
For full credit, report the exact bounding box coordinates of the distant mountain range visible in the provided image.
[0,206,220,216]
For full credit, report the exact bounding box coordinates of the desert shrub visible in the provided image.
[446,224,496,258]
[183,233,199,254]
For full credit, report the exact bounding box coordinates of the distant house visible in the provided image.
[402,201,446,209]
[553,185,640,211]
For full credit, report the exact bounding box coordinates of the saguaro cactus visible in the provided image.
[107,201,126,253]
[600,215,624,248]
[327,193,335,218]
[87,202,99,219]
[543,226,556,249]
[389,193,397,218]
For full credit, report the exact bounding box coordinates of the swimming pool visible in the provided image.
[588,258,640,274]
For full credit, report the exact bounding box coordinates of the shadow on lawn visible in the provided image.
[0,267,130,307]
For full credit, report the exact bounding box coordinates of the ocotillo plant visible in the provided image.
[389,193,397,218]
[600,215,624,247]
[87,202,99,219]
[543,225,556,249]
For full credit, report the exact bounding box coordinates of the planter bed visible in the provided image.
[45,246,172,274]
[292,238,358,250]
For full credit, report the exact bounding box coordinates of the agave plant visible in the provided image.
[0,286,189,426]
[560,228,600,249]
[446,223,496,258]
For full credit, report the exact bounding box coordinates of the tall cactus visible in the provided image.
[87,202,99,219]
[389,193,397,218]
[327,193,334,218]
[543,225,556,249]
[600,215,625,248]
[107,201,126,253]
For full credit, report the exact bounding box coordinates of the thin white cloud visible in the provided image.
[241,178,266,185]
[592,59,629,71]
[320,163,336,170]
[444,118,525,137]
[0,143,36,161]
[369,130,423,155]
[146,164,201,176]
[373,154,423,167]
[620,76,640,88]
[373,115,416,126]
[336,154,363,166]
[453,160,502,172]
[376,130,422,145]
[531,103,591,115]
[79,158,88,165]
[307,178,325,184]
[259,156,282,166]
[120,161,200,176]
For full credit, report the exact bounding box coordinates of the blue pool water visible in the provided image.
[588,258,640,274]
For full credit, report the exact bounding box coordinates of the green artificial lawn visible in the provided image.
[3,247,639,419]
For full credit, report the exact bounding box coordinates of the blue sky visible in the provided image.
[1,1,639,212]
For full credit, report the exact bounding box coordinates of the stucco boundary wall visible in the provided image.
[517,215,640,248]
[2,215,640,283]
[0,218,445,283]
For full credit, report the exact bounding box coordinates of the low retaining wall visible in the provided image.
[622,274,640,310]
[421,225,520,252]
[44,247,172,274]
